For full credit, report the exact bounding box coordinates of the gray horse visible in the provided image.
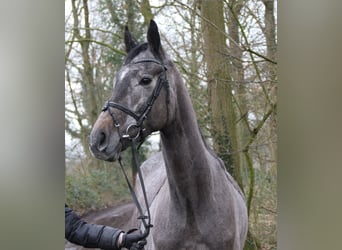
[89,20,248,250]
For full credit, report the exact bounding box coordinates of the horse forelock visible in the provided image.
[124,42,167,66]
[123,43,148,64]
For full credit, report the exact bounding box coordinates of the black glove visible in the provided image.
[126,240,147,250]
[121,229,147,250]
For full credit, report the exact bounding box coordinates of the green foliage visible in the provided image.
[65,164,131,213]
[65,141,150,214]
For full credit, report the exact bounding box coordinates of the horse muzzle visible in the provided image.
[89,118,123,161]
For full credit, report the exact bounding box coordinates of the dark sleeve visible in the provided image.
[65,204,123,249]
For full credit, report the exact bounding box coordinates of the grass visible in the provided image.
[65,158,132,214]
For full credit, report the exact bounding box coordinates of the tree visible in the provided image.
[201,0,242,184]
[200,0,277,249]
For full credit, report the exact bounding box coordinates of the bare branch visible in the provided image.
[65,39,126,56]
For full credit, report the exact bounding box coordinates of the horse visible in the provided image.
[89,20,248,250]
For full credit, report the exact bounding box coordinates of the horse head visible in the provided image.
[89,20,176,161]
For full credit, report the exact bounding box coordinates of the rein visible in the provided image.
[101,58,169,241]
[118,139,153,239]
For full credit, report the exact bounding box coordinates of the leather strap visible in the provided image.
[118,139,153,239]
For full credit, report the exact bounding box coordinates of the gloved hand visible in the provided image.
[120,229,147,250]
[126,240,147,250]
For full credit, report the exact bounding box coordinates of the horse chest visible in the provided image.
[152,221,210,250]
[150,201,218,250]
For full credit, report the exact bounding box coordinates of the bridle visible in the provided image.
[100,58,169,240]
[101,58,169,141]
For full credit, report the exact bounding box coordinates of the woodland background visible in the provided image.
[65,0,277,249]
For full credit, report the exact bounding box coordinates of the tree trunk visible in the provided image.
[125,0,137,35]
[187,0,208,137]
[140,0,153,25]
[201,0,241,183]
[70,0,97,159]
[81,0,98,126]
[262,0,277,173]
[262,0,277,61]
[227,0,247,192]
[201,1,260,249]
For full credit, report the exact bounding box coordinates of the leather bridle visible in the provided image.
[101,58,169,141]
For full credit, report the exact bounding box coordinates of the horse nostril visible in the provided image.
[98,131,107,151]
[99,132,105,144]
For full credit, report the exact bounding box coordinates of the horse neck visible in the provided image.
[160,75,213,209]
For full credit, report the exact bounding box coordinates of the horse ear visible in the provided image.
[147,20,161,54]
[124,26,138,53]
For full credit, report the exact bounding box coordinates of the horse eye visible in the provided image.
[139,77,152,85]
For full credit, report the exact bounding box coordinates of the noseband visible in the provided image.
[101,58,169,140]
